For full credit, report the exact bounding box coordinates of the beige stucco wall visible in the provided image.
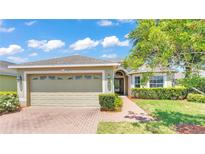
[0,75,17,91]
[16,66,115,104]
[128,72,174,96]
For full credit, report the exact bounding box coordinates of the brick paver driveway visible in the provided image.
[0,107,100,134]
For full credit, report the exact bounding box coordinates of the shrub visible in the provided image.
[0,92,20,114]
[115,95,123,108]
[0,91,17,96]
[131,87,188,100]
[187,93,205,103]
[99,93,123,111]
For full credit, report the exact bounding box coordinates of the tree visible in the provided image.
[125,20,205,78]
[178,76,205,94]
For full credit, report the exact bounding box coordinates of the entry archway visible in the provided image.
[114,70,128,95]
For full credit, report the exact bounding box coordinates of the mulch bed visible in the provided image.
[176,124,205,134]
[0,108,22,116]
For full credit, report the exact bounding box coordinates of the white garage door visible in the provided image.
[30,74,102,107]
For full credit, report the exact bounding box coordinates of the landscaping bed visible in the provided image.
[176,124,205,134]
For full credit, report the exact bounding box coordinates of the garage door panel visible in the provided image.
[31,92,100,100]
[30,74,102,107]
[31,79,102,92]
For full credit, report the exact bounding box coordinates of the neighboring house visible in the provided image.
[0,61,17,91]
[9,55,175,107]
[174,70,205,80]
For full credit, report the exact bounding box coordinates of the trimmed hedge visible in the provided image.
[187,93,205,103]
[0,91,17,96]
[0,91,20,114]
[131,87,188,100]
[99,93,123,111]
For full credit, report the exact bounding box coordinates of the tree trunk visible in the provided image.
[185,66,191,78]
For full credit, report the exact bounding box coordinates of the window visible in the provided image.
[135,76,140,88]
[32,77,38,80]
[67,76,73,80]
[149,76,164,87]
[57,76,63,80]
[115,71,124,77]
[93,75,101,79]
[48,76,56,80]
[84,75,92,79]
[40,76,47,80]
[75,75,82,80]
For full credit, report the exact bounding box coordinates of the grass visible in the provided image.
[97,121,175,134]
[135,99,205,126]
[97,99,205,134]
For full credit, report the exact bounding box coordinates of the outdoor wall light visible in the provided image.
[107,74,111,79]
[17,75,23,91]
[107,74,112,91]
[16,75,22,81]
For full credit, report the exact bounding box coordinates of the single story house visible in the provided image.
[9,55,175,107]
[0,61,17,91]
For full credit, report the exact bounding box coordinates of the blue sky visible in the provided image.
[0,19,137,63]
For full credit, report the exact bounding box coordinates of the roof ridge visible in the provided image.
[12,55,118,66]
[0,60,15,65]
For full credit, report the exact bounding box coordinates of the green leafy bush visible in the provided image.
[99,93,123,111]
[0,92,20,113]
[131,87,188,100]
[187,93,205,103]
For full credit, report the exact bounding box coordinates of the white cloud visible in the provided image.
[7,56,28,63]
[29,52,38,57]
[101,36,129,48]
[0,20,15,32]
[101,54,117,59]
[27,39,65,52]
[117,19,135,23]
[97,20,113,26]
[69,37,99,50]
[0,44,24,56]
[25,20,37,26]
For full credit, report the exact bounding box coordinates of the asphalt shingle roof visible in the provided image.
[129,65,176,74]
[0,61,17,76]
[13,55,116,66]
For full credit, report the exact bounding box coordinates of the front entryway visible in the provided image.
[114,70,128,95]
[114,78,124,95]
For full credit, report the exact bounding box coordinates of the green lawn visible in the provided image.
[97,99,205,134]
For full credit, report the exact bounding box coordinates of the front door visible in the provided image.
[114,78,124,95]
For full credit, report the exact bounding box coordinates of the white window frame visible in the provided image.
[134,76,141,88]
[149,75,164,88]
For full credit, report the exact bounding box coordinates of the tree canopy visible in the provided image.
[125,20,205,77]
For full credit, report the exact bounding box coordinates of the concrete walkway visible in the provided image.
[100,96,153,122]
